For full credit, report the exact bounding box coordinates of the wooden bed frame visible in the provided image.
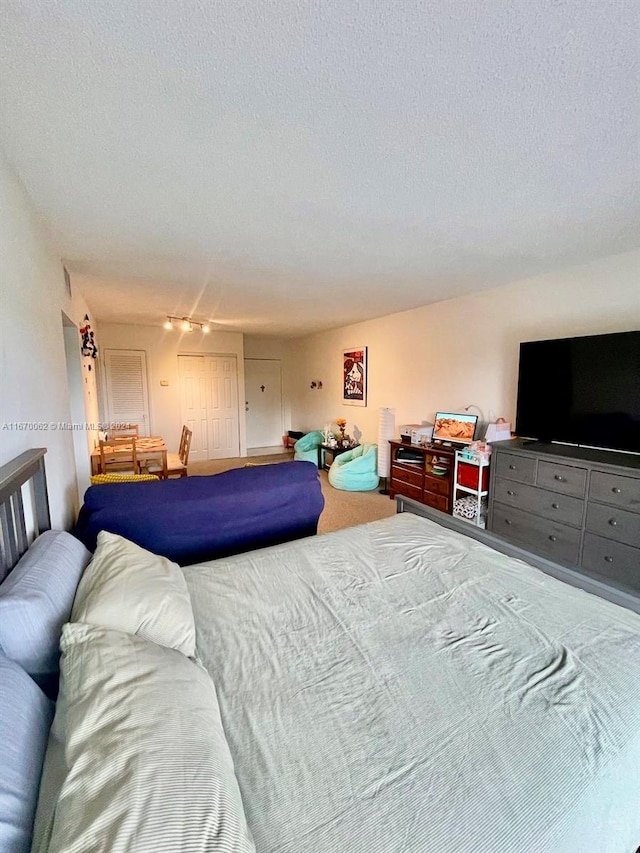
[0,448,50,581]
[396,495,640,615]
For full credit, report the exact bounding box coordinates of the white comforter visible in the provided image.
[183,513,640,853]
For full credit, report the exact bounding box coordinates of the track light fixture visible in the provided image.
[163,315,211,333]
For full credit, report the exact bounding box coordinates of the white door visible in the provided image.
[103,349,150,435]
[245,359,284,449]
[178,355,240,460]
[178,355,209,461]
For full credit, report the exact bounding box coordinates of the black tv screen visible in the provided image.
[515,331,640,454]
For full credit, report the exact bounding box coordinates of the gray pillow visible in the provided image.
[0,652,53,853]
[0,531,91,692]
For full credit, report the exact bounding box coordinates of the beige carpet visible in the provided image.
[187,452,396,534]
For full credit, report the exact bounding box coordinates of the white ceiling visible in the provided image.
[1,1,639,337]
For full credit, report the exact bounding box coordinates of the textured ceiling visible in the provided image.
[1,0,639,336]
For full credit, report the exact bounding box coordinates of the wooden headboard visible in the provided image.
[0,448,50,581]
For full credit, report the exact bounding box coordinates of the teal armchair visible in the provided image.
[293,431,324,466]
[328,444,379,491]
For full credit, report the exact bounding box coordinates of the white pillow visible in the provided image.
[32,623,255,853]
[71,531,195,657]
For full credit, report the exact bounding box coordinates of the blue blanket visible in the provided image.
[74,461,324,565]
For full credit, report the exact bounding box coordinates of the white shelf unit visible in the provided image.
[453,451,490,528]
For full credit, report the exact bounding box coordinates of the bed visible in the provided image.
[1,449,640,853]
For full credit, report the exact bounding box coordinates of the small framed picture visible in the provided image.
[343,347,367,407]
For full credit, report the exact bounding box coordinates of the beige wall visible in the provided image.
[0,149,100,527]
[97,324,247,454]
[287,250,640,442]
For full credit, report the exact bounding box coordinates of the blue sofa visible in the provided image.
[74,461,325,565]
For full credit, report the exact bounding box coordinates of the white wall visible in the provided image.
[0,149,100,527]
[97,324,247,453]
[287,250,640,442]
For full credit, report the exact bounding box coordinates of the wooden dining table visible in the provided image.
[90,436,168,478]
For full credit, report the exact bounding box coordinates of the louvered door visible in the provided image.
[103,349,151,436]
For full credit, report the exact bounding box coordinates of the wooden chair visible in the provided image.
[98,438,139,476]
[147,426,192,478]
[109,424,139,440]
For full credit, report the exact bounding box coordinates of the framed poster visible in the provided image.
[343,347,367,407]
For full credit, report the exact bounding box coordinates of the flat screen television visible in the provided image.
[515,330,640,454]
[432,412,478,445]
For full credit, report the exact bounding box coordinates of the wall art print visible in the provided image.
[342,347,367,407]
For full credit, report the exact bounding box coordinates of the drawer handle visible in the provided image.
[551,502,559,509]
[608,518,618,527]
[554,474,564,482]
[507,489,515,496]
[549,535,557,542]
[604,555,614,563]
[611,487,621,494]
[508,464,516,470]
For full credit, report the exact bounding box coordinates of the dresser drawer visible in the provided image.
[493,479,584,527]
[492,502,581,565]
[582,533,640,593]
[423,491,449,513]
[391,466,423,488]
[494,452,536,484]
[424,475,450,496]
[589,471,640,513]
[536,461,587,498]
[585,503,640,549]
[390,479,422,502]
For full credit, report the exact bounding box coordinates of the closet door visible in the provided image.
[103,349,150,435]
[178,355,240,460]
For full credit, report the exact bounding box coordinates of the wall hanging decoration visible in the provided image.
[80,314,98,358]
[342,346,367,407]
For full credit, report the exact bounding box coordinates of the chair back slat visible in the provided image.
[99,438,138,474]
[109,424,139,439]
[180,428,193,466]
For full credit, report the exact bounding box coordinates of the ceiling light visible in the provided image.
[163,315,212,333]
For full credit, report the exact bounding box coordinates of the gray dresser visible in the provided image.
[488,439,640,595]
